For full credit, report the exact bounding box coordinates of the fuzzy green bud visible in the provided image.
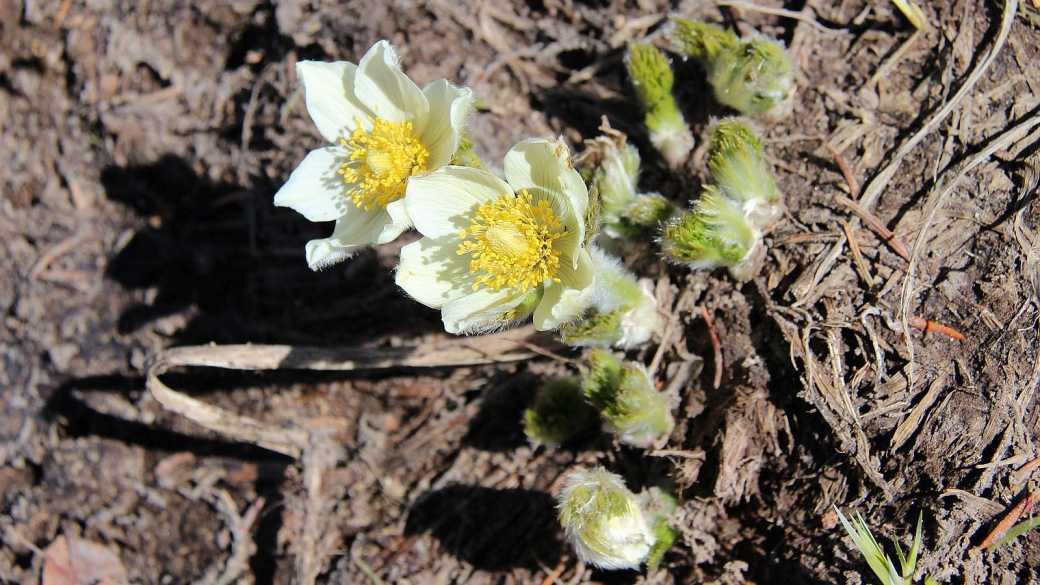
[660,189,755,270]
[625,43,694,167]
[670,19,793,114]
[715,36,793,114]
[707,119,778,228]
[584,347,622,402]
[624,193,676,226]
[613,193,678,237]
[669,17,739,62]
[524,377,600,446]
[557,467,656,570]
[583,349,674,448]
[585,133,641,227]
[560,311,624,348]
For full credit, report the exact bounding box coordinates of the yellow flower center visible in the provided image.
[339,118,429,210]
[457,189,568,293]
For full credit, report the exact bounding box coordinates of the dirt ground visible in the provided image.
[2,0,1040,583]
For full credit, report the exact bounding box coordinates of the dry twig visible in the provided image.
[700,307,723,390]
[147,328,553,583]
[974,490,1040,551]
[825,144,860,200]
[833,194,911,262]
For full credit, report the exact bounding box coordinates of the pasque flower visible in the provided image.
[557,466,656,570]
[625,42,694,167]
[670,18,793,115]
[394,137,595,334]
[274,40,474,269]
[660,119,778,279]
[523,376,599,447]
[583,349,674,448]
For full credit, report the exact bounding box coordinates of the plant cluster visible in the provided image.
[835,508,938,585]
[271,20,811,572]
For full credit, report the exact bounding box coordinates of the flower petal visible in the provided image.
[304,207,391,270]
[297,60,371,142]
[355,41,429,130]
[405,167,511,240]
[504,138,589,247]
[375,219,409,245]
[441,287,526,334]
[528,189,583,269]
[420,80,474,168]
[273,147,351,222]
[385,199,413,234]
[533,248,595,330]
[396,235,471,309]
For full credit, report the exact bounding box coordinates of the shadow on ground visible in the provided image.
[99,153,446,346]
[404,485,561,571]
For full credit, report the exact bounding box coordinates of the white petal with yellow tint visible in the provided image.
[397,236,472,308]
[304,207,390,270]
[404,166,510,239]
[273,146,350,222]
[355,41,429,129]
[296,61,371,142]
[420,79,474,168]
[441,287,526,334]
[533,248,595,330]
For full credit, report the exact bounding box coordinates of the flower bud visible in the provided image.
[625,43,694,167]
[583,123,641,230]
[560,311,624,348]
[669,17,739,61]
[583,349,674,448]
[708,120,776,206]
[621,193,676,229]
[660,189,756,270]
[670,18,793,114]
[523,377,599,446]
[582,122,677,238]
[557,467,656,570]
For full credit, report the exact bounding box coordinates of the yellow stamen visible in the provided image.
[457,190,568,293]
[339,118,429,210]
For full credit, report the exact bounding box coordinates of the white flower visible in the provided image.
[394,137,595,334]
[274,40,474,270]
[557,467,656,570]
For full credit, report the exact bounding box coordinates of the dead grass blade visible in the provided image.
[890,369,948,451]
[834,194,911,263]
[146,327,551,584]
[795,322,894,498]
[159,326,547,371]
[858,0,1019,212]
